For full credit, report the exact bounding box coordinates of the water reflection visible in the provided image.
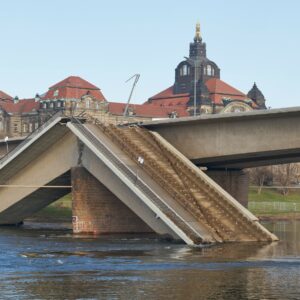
[0,221,299,299]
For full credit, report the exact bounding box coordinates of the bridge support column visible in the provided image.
[205,169,249,207]
[71,167,153,234]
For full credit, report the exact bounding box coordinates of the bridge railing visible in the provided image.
[0,111,64,166]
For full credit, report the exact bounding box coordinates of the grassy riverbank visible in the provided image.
[26,194,72,223]
[249,187,300,219]
[249,187,300,202]
[26,188,300,223]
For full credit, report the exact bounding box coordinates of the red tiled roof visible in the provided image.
[148,86,188,101]
[43,87,105,101]
[206,78,247,104]
[147,78,249,106]
[44,76,106,101]
[0,90,13,100]
[0,99,39,114]
[147,96,190,107]
[49,76,99,90]
[108,102,189,118]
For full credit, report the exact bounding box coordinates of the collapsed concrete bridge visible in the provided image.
[0,111,282,245]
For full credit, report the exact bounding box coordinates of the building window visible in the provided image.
[35,122,39,129]
[207,65,212,76]
[57,101,61,108]
[49,102,54,109]
[206,65,215,76]
[43,102,47,109]
[29,123,33,132]
[85,100,90,109]
[180,64,190,76]
[23,124,27,133]
[53,89,59,97]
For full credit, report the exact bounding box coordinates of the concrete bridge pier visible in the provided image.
[71,167,153,235]
[205,169,249,207]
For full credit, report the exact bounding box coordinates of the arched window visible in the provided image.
[206,65,215,76]
[207,65,212,76]
[180,64,190,76]
[22,124,27,133]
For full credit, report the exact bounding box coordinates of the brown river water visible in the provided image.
[0,220,299,300]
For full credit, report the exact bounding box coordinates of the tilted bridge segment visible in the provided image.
[0,112,278,245]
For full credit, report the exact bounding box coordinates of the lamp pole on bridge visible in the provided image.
[185,56,201,117]
[4,136,8,153]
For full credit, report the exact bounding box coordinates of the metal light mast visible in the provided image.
[123,74,140,117]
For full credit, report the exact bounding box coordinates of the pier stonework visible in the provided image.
[71,167,153,234]
[205,169,249,207]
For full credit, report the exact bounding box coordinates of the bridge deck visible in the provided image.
[141,107,300,168]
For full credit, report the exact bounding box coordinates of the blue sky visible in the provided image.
[1,0,300,107]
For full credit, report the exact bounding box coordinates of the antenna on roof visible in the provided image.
[123,74,140,117]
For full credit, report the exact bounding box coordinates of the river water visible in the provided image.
[0,221,299,300]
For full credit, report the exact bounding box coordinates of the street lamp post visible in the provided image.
[185,57,200,117]
[124,74,140,117]
[4,136,8,153]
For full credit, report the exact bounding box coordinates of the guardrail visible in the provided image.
[249,202,300,213]
[0,111,63,166]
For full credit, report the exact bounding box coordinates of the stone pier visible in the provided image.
[71,167,153,234]
[205,169,249,207]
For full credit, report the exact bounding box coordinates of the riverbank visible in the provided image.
[25,194,72,224]
[257,213,300,221]
[249,187,300,202]
[249,187,300,219]
[26,188,300,224]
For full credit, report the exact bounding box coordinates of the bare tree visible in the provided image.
[248,166,273,194]
[273,164,300,195]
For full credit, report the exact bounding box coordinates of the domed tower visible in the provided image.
[247,83,266,109]
[173,23,220,94]
[173,23,220,109]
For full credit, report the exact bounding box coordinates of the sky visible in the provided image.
[1,0,300,108]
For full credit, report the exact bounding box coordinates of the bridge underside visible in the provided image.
[0,172,71,224]
[193,148,300,169]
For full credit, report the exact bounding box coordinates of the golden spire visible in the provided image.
[194,22,202,42]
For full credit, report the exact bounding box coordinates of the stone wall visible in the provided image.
[71,167,153,234]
